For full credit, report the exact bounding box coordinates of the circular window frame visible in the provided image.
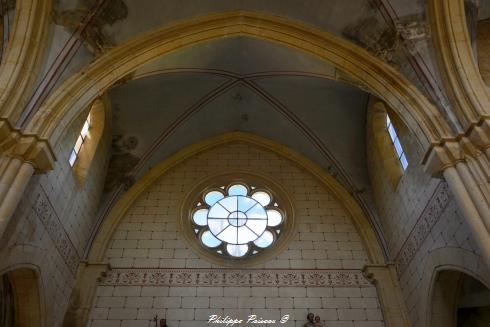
[179,172,296,267]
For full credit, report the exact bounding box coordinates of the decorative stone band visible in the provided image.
[99,268,372,287]
[394,181,451,275]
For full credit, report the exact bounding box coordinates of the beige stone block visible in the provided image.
[90,308,109,320]
[113,286,141,297]
[195,308,223,320]
[133,258,160,267]
[349,297,379,309]
[153,296,181,308]
[96,286,115,297]
[197,287,223,296]
[322,297,350,308]
[306,288,333,298]
[137,240,163,249]
[120,320,149,327]
[141,286,169,297]
[182,296,210,308]
[266,297,293,309]
[96,296,125,308]
[169,287,196,297]
[125,297,153,308]
[210,297,238,308]
[91,321,121,327]
[111,240,137,249]
[251,287,278,297]
[108,308,138,319]
[337,309,366,320]
[159,258,186,267]
[224,287,251,297]
[293,297,322,309]
[237,297,266,308]
[279,287,307,298]
[127,231,152,240]
[333,288,361,298]
[148,249,174,258]
[123,249,148,258]
[166,308,195,320]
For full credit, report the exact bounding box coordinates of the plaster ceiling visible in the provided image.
[107,37,370,198]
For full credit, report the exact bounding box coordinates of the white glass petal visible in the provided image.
[208,218,229,236]
[201,231,221,248]
[208,203,229,218]
[192,209,208,226]
[227,244,248,257]
[237,226,259,244]
[245,219,267,235]
[228,184,248,196]
[254,230,274,248]
[246,204,267,219]
[217,196,238,212]
[204,191,224,206]
[251,191,271,206]
[267,209,283,227]
[216,225,238,244]
[237,196,257,212]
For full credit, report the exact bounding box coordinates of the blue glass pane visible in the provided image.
[192,209,208,226]
[237,196,256,212]
[228,184,248,196]
[400,153,409,170]
[204,191,224,206]
[394,138,403,156]
[254,231,273,248]
[388,125,397,141]
[218,196,238,212]
[251,191,271,206]
[246,204,267,219]
[227,244,248,257]
[202,231,221,248]
[68,150,77,167]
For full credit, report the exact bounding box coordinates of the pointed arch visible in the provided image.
[0,265,45,327]
[429,0,490,129]
[87,132,386,265]
[24,11,452,154]
[0,0,52,123]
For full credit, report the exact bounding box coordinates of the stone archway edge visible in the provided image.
[24,11,453,152]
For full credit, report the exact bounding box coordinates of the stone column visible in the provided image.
[424,132,490,267]
[62,262,109,327]
[363,264,411,327]
[0,121,55,239]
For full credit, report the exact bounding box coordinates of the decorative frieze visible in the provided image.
[394,181,451,274]
[99,268,372,287]
[32,187,79,275]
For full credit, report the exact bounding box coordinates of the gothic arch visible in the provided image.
[24,11,452,154]
[0,265,45,327]
[418,247,490,327]
[429,0,490,129]
[87,132,386,265]
[0,0,52,123]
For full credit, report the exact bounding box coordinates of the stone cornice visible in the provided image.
[0,119,56,172]
[423,116,490,175]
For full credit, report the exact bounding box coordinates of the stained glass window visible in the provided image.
[386,114,408,170]
[69,113,92,167]
[191,182,284,258]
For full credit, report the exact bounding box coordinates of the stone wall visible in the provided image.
[366,103,489,326]
[88,142,385,327]
[0,107,111,327]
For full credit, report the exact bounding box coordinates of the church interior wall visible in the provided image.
[88,142,385,327]
[0,102,111,327]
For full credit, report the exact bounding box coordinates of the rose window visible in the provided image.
[191,182,284,258]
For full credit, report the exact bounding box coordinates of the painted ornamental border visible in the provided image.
[100,268,372,288]
[394,181,451,275]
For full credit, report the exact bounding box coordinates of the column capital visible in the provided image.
[423,117,490,175]
[0,119,56,172]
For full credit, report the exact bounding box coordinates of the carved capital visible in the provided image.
[0,119,56,172]
[423,117,490,176]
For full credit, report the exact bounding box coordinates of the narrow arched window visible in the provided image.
[69,113,92,167]
[67,98,106,184]
[386,114,408,170]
